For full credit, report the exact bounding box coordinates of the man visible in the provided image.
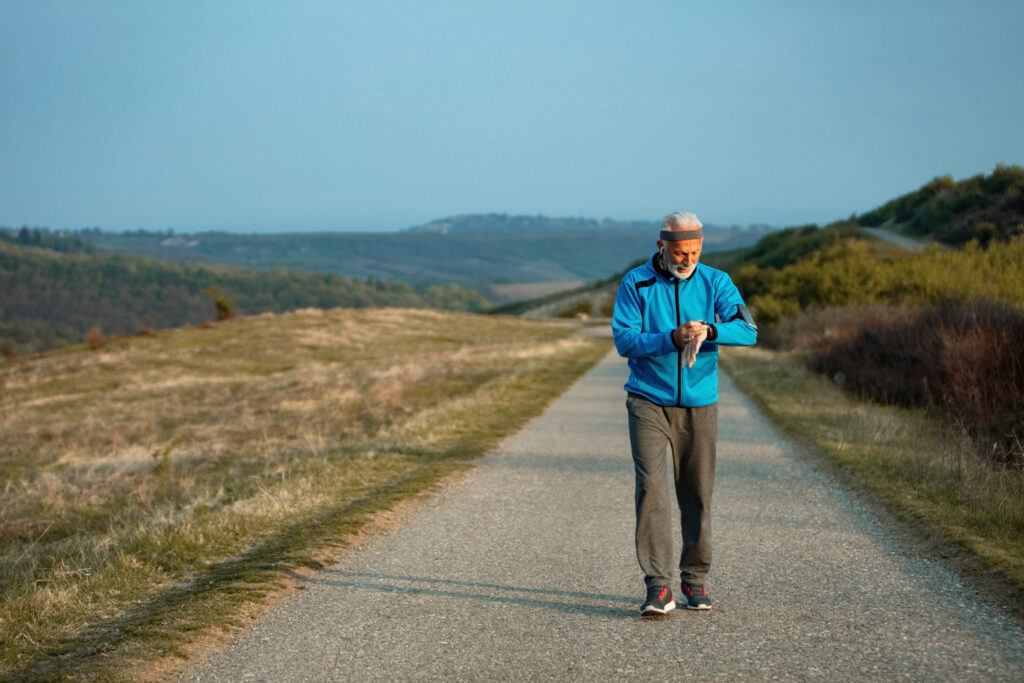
[612,211,757,616]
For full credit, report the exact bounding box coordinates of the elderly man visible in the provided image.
[612,211,757,616]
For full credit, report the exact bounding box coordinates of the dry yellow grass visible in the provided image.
[0,308,610,680]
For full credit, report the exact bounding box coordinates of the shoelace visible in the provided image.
[646,586,669,601]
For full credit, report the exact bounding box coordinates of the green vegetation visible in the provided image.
[0,308,610,680]
[0,240,489,354]
[735,236,1024,324]
[556,299,594,319]
[857,164,1024,245]
[0,225,97,254]
[705,221,868,272]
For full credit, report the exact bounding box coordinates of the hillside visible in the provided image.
[70,215,773,300]
[857,164,1024,245]
[0,240,487,354]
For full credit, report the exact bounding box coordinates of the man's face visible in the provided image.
[657,238,702,278]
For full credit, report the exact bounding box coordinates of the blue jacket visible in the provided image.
[612,252,757,407]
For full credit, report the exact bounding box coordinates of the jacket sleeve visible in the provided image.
[712,273,757,347]
[612,276,677,358]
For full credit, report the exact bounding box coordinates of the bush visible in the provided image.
[86,326,105,350]
[806,302,1024,469]
[556,299,594,319]
[2,339,16,365]
[735,236,1024,322]
[205,286,235,321]
[214,297,234,321]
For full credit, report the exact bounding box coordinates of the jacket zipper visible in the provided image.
[674,277,681,406]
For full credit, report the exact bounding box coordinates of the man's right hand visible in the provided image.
[672,321,708,348]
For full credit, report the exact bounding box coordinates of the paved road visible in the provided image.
[180,350,1024,681]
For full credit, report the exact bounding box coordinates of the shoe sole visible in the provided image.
[640,600,676,616]
[685,603,712,610]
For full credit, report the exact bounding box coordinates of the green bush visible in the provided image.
[857,166,1024,245]
[740,236,1024,324]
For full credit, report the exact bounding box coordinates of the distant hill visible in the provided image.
[0,240,488,354]
[405,213,662,234]
[71,215,774,302]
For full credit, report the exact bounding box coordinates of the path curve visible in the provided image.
[861,226,929,252]
[180,349,1023,680]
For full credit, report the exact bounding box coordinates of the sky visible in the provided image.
[1,1,1023,233]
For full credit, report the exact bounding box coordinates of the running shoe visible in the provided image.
[640,585,676,616]
[681,582,712,610]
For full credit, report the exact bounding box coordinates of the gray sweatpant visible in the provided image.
[626,393,718,590]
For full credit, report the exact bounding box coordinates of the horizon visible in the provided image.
[2,211,781,236]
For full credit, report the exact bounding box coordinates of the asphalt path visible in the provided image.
[180,349,1024,681]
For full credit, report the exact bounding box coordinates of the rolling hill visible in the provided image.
[71,214,773,301]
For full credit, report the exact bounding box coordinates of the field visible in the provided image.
[0,308,610,680]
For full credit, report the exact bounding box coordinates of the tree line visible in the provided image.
[0,240,488,354]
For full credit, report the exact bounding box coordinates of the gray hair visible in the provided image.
[660,212,702,232]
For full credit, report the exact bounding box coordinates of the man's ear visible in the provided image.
[656,240,664,249]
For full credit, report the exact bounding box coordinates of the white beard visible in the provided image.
[661,250,695,278]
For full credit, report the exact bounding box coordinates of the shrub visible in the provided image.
[2,339,16,365]
[86,326,105,350]
[807,302,1024,469]
[733,235,1024,322]
[556,299,594,319]
[214,298,234,321]
[205,286,234,321]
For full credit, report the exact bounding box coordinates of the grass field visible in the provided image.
[0,308,611,680]
[721,347,1024,621]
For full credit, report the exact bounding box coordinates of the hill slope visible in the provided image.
[857,164,1024,245]
[0,240,487,353]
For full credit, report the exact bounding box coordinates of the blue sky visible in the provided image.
[1,1,1022,233]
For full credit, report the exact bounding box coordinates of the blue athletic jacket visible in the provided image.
[612,252,757,407]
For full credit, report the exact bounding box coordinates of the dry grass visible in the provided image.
[722,346,1024,620]
[0,308,610,680]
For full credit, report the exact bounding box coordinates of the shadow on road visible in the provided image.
[296,570,638,619]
